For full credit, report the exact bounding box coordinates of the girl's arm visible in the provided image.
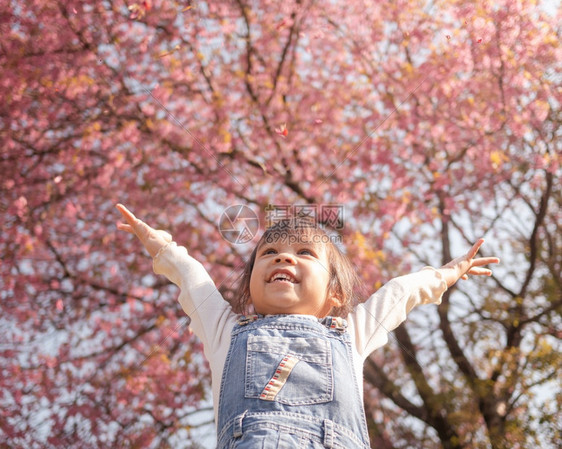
[350,239,499,359]
[115,204,237,357]
[115,203,172,257]
[436,239,499,287]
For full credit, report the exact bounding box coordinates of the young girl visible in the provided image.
[116,203,499,449]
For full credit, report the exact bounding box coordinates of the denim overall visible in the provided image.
[216,315,371,449]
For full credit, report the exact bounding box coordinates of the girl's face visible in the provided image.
[249,238,341,317]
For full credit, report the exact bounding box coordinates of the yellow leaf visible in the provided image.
[490,151,502,166]
[490,150,508,167]
[40,77,54,88]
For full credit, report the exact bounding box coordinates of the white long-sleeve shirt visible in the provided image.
[153,242,448,425]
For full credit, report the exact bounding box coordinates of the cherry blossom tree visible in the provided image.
[1,0,559,447]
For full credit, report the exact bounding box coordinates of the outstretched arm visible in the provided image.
[115,203,172,257]
[116,203,235,353]
[351,239,499,358]
[437,239,500,288]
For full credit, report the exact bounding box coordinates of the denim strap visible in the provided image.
[232,410,247,438]
[237,315,260,326]
[323,419,335,448]
[320,316,347,332]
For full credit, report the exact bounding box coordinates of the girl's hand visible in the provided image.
[439,239,500,288]
[116,204,172,258]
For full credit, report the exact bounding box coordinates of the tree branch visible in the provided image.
[394,325,463,448]
[364,356,427,422]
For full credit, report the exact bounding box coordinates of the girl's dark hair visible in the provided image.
[231,218,365,317]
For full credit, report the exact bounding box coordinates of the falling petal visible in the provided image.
[446,35,451,40]
[56,299,63,311]
[275,123,288,138]
[128,4,145,19]
[276,18,288,30]
[314,119,323,124]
